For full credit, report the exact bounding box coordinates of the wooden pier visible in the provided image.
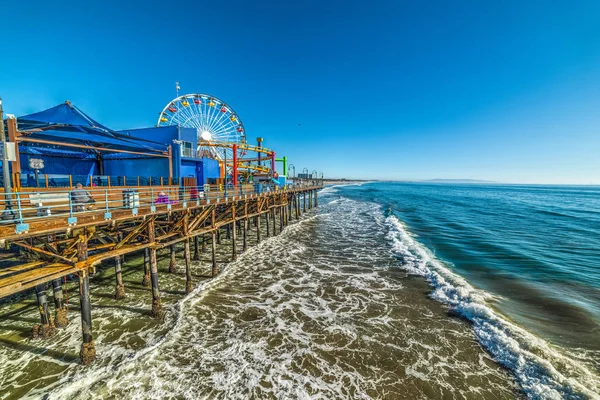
[0,185,321,364]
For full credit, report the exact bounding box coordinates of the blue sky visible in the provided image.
[1,0,599,183]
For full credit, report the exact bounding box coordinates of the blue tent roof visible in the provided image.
[10,101,169,154]
[17,101,111,132]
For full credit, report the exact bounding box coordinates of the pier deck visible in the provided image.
[0,184,321,363]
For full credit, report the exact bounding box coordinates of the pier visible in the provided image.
[0,183,321,364]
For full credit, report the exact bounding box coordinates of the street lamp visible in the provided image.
[302,168,308,186]
[288,164,296,183]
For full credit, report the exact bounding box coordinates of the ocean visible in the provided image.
[0,182,598,399]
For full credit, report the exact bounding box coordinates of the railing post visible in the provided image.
[104,189,111,220]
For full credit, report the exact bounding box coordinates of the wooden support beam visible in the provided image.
[14,242,75,265]
[52,278,68,328]
[114,257,125,299]
[211,231,218,278]
[78,269,96,365]
[169,244,177,273]
[147,218,163,318]
[142,248,150,287]
[184,212,192,293]
[231,206,237,261]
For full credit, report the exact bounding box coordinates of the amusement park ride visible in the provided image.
[156,84,286,185]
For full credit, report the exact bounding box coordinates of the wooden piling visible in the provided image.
[78,270,96,364]
[169,244,177,273]
[33,284,55,338]
[36,284,51,325]
[211,231,218,277]
[193,235,200,261]
[52,278,68,328]
[77,229,95,365]
[243,218,248,252]
[257,214,262,243]
[266,209,270,237]
[147,219,163,318]
[142,248,151,287]
[184,212,192,293]
[272,208,277,235]
[114,256,125,299]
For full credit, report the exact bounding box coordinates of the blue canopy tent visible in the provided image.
[2,101,173,186]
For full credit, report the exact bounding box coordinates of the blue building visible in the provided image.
[1,102,221,188]
[118,126,221,186]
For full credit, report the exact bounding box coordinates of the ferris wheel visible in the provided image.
[157,93,246,161]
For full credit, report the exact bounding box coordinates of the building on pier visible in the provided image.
[117,126,221,186]
[1,102,221,189]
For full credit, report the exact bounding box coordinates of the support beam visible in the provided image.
[184,212,192,293]
[211,231,218,278]
[272,208,277,235]
[142,248,150,287]
[147,219,163,318]
[266,209,270,237]
[33,284,55,338]
[256,215,261,243]
[193,235,200,261]
[231,207,237,261]
[78,270,96,365]
[114,256,125,299]
[52,278,68,328]
[243,218,248,252]
[169,244,177,273]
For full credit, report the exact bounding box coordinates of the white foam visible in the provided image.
[385,213,600,399]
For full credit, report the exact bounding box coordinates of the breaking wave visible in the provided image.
[385,213,600,399]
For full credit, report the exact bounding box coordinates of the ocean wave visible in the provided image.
[385,213,600,399]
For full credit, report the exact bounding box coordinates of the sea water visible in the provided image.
[0,182,598,399]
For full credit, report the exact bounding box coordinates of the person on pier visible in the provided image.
[71,183,95,212]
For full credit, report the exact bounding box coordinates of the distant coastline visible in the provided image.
[422,179,497,184]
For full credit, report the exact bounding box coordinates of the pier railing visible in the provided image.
[0,182,322,233]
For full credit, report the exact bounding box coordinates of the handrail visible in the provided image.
[0,182,323,229]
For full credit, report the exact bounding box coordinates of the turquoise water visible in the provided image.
[337,182,600,396]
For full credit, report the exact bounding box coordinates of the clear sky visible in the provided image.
[1,0,599,183]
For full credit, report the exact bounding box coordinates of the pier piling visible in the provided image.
[33,284,55,338]
[211,231,218,277]
[114,256,125,299]
[169,244,177,273]
[147,219,163,318]
[184,238,192,293]
[193,236,200,261]
[52,279,68,328]
[142,248,151,287]
[266,210,270,237]
[78,270,96,365]
[257,215,261,243]
[243,218,248,251]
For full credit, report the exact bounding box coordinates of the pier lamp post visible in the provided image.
[312,170,318,185]
[288,164,296,185]
[302,168,308,185]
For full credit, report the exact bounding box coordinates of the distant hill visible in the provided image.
[423,179,497,184]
